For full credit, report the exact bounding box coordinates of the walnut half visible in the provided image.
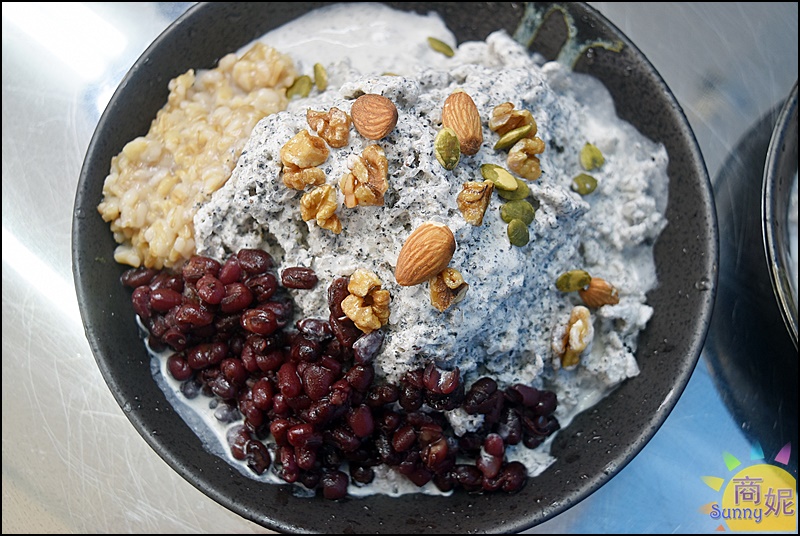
[429,267,469,312]
[280,130,329,190]
[300,184,342,234]
[552,305,594,370]
[341,268,390,332]
[457,180,494,226]
[339,144,389,208]
[307,107,351,148]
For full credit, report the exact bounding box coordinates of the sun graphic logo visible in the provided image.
[699,442,797,532]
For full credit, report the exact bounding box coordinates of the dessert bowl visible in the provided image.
[72,2,717,533]
[763,81,798,351]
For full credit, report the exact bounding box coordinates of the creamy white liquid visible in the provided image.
[147,2,663,497]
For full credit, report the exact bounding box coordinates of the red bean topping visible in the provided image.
[281,266,319,289]
[182,255,221,283]
[277,362,302,398]
[126,253,561,500]
[196,274,225,305]
[121,266,157,288]
[220,282,253,313]
[240,308,279,335]
[237,248,273,275]
[186,342,228,369]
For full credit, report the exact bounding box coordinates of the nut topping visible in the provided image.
[457,180,493,226]
[339,144,389,208]
[578,277,620,308]
[341,268,391,333]
[552,305,594,370]
[350,94,398,140]
[442,91,483,156]
[307,107,351,148]
[429,267,469,312]
[300,184,342,234]
[395,222,456,286]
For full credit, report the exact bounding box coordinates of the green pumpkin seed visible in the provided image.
[434,128,461,170]
[556,270,592,292]
[580,142,605,170]
[493,124,533,151]
[287,75,313,99]
[313,63,328,91]
[480,164,518,191]
[507,219,530,247]
[500,199,535,225]
[427,36,455,57]
[497,177,530,200]
[571,173,598,195]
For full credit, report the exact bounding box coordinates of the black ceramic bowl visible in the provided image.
[763,81,798,351]
[72,2,717,533]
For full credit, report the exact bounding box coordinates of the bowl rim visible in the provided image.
[71,2,717,533]
[762,80,799,350]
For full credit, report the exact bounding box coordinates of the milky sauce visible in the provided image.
[147,3,669,497]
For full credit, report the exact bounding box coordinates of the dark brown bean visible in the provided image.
[186,342,228,369]
[182,255,221,283]
[226,425,251,461]
[391,424,416,452]
[237,248,273,275]
[302,364,337,402]
[352,330,384,365]
[220,282,253,313]
[175,302,214,328]
[150,288,183,313]
[245,440,271,475]
[240,308,280,335]
[120,267,157,288]
[500,461,527,492]
[218,255,243,284]
[245,273,278,302]
[327,277,350,318]
[277,362,302,398]
[281,266,318,289]
[167,352,192,381]
[131,286,152,319]
[196,273,225,305]
[320,469,349,500]
[346,405,375,438]
[345,364,374,393]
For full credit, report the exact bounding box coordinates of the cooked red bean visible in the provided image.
[352,330,384,365]
[196,273,225,305]
[237,248,273,274]
[175,302,214,328]
[131,286,152,319]
[281,266,318,289]
[182,255,221,283]
[302,364,337,401]
[120,266,157,288]
[321,469,349,500]
[245,440,271,475]
[220,282,253,313]
[127,255,563,500]
[245,273,278,302]
[218,255,243,284]
[167,352,192,381]
[186,342,228,369]
[251,378,274,411]
[240,308,279,335]
[346,405,375,438]
[277,362,302,398]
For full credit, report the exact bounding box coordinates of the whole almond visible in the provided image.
[578,277,620,308]
[442,91,483,156]
[395,222,456,286]
[350,94,398,140]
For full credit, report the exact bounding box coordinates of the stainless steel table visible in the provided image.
[3,3,797,533]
